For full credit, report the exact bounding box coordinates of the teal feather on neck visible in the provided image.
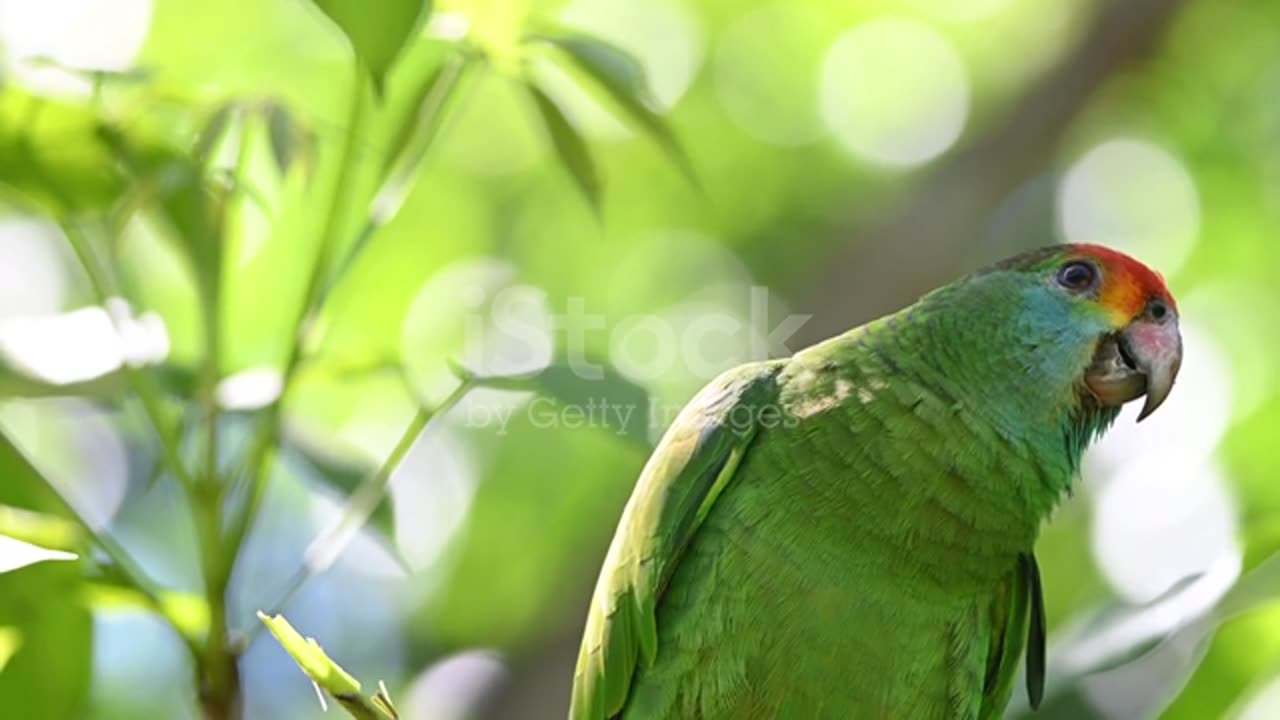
[856,263,1120,520]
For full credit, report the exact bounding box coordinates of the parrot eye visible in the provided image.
[1148,298,1171,322]
[1056,261,1098,292]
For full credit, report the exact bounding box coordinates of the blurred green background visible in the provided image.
[1,0,1278,718]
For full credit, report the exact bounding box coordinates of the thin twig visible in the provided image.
[245,376,474,644]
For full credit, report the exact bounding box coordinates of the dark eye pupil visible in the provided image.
[1057,262,1096,290]
[1150,300,1168,320]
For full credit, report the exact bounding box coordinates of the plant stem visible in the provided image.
[193,127,234,719]
[247,377,473,643]
[220,68,373,631]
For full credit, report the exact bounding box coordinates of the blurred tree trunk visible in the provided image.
[798,0,1190,345]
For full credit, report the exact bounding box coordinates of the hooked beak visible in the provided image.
[1084,310,1183,422]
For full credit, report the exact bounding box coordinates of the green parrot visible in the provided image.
[570,244,1182,719]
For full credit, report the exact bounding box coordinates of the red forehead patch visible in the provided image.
[1070,243,1177,318]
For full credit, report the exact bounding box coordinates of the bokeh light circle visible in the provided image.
[0,219,67,320]
[713,4,828,146]
[1087,323,1239,604]
[0,0,152,95]
[552,0,702,139]
[904,0,1014,23]
[1058,138,1200,277]
[819,18,970,168]
[561,0,703,111]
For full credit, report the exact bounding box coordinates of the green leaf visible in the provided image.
[469,359,650,447]
[530,32,696,185]
[524,81,601,214]
[265,101,315,177]
[1216,550,1280,619]
[0,89,126,213]
[0,561,92,718]
[311,0,431,95]
[0,358,197,403]
[83,584,209,643]
[258,612,399,719]
[359,53,469,246]
[192,102,238,168]
[382,59,451,178]
[98,127,226,306]
[0,428,71,517]
[0,507,81,557]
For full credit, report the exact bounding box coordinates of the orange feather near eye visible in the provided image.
[1069,244,1175,326]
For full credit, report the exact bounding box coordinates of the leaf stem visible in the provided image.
[192,123,235,719]
[247,376,474,643]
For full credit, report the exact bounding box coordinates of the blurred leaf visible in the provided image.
[192,102,237,168]
[1161,606,1280,720]
[524,81,601,214]
[0,89,125,213]
[0,428,70,518]
[1218,550,1280,619]
[530,31,696,185]
[382,58,453,177]
[265,101,316,177]
[1029,552,1280,718]
[469,359,650,446]
[258,612,398,719]
[0,507,81,555]
[0,561,91,719]
[0,362,127,401]
[0,430,96,718]
[99,126,227,315]
[0,353,197,402]
[311,0,431,95]
[0,535,77,575]
[369,54,468,233]
[82,584,209,644]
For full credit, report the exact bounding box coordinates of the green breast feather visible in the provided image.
[570,355,1046,719]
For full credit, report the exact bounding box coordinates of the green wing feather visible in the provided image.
[570,363,780,720]
[979,552,1047,719]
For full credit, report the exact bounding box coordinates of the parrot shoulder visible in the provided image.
[570,360,783,720]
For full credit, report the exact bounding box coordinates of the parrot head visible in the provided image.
[993,243,1182,423]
